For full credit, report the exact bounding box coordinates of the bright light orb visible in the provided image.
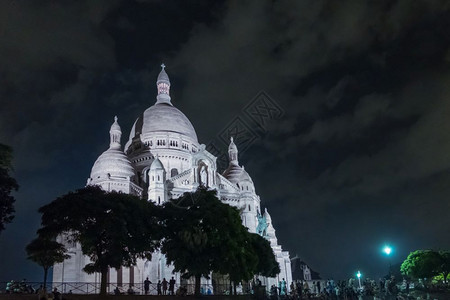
[383,246,392,255]
[357,271,361,278]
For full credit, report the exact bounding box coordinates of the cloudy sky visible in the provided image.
[1,0,450,282]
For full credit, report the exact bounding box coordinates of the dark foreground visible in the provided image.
[0,296,253,300]
[3,293,450,300]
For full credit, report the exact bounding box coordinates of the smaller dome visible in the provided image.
[90,149,135,180]
[150,157,164,170]
[222,164,242,184]
[90,116,134,181]
[222,164,254,185]
[240,166,253,183]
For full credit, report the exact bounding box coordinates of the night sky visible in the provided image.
[1,0,450,282]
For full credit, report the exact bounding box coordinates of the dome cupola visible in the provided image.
[156,63,171,105]
[228,137,238,165]
[109,116,122,150]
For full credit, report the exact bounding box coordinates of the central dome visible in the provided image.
[141,103,197,141]
[125,65,198,152]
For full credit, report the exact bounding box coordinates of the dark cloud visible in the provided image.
[1,0,450,281]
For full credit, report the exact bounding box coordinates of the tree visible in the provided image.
[38,186,160,295]
[0,144,19,234]
[249,232,280,278]
[401,250,443,282]
[26,237,70,289]
[438,250,450,283]
[161,186,279,295]
[221,230,280,295]
[225,230,259,294]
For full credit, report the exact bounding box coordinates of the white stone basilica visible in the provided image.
[53,65,292,292]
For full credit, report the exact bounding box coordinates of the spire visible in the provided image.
[150,156,164,170]
[156,63,172,105]
[228,136,239,165]
[264,208,272,223]
[109,116,122,150]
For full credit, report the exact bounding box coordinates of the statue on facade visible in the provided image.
[302,265,312,281]
[200,165,207,186]
[256,212,268,237]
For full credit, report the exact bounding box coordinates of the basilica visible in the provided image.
[53,65,292,293]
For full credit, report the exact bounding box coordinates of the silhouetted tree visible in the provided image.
[26,237,70,289]
[38,186,160,295]
[222,231,279,295]
[250,232,280,277]
[0,144,18,234]
[161,186,279,295]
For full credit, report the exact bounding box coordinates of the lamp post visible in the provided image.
[383,246,392,276]
[356,271,362,290]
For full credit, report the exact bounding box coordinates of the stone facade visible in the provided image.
[52,65,292,292]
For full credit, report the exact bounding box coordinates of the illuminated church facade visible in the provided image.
[53,65,292,292]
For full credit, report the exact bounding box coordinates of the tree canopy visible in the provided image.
[220,230,280,294]
[401,250,450,283]
[0,144,19,234]
[249,232,280,278]
[37,185,161,294]
[161,186,279,295]
[26,237,70,289]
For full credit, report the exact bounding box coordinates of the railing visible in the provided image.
[0,282,256,296]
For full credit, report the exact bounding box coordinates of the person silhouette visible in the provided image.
[162,278,168,295]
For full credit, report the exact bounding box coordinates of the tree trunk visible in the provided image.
[233,281,237,295]
[100,267,108,295]
[43,267,48,290]
[195,274,201,296]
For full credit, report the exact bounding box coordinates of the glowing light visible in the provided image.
[356,271,361,278]
[383,246,392,255]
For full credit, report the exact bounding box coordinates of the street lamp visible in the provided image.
[356,271,362,290]
[383,245,393,276]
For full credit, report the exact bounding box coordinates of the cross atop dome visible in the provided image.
[156,63,172,105]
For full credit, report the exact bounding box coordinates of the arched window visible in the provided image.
[157,175,160,181]
[248,205,251,211]
[171,168,179,177]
